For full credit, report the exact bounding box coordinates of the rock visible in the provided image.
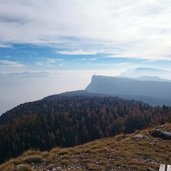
[155,125,165,129]
[133,134,147,139]
[45,164,56,171]
[56,166,63,171]
[160,131,171,139]
[147,168,155,171]
[150,129,171,140]
[16,164,32,171]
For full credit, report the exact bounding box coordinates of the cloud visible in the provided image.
[0,60,25,68]
[57,49,98,55]
[0,44,12,48]
[36,58,63,68]
[47,58,56,64]
[80,58,97,61]
[0,60,26,74]
[0,0,171,60]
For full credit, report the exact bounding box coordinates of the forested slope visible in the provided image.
[0,94,171,163]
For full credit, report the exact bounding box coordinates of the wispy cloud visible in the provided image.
[46,58,56,64]
[0,60,25,68]
[57,50,98,55]
[0,0,171,60]
[80,58,97,61]
[36,58,63,68]
[0,44,12,48]
[0,60,26,74]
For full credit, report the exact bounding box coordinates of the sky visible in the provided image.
[1,0,171,114]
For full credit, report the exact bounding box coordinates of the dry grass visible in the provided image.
[0,123,171,171]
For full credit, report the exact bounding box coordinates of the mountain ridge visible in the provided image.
[86,75,171,106]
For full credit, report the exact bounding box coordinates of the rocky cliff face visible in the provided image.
[86,75,171,106]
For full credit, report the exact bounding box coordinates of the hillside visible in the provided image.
[0,94,171,164]
[86,75,171,106]
[0,123,170,171]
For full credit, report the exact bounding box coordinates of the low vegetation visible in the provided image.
[0,123,170,171]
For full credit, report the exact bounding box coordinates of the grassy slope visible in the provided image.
[0,123,171,171]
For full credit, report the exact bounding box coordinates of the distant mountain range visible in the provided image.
[120,67,171,79]
[135,75,170,82]
[85,75,171,106]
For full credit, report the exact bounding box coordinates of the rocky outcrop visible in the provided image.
[150,128,171,140]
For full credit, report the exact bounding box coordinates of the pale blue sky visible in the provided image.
[1,0,171,114]
[1,0,171,73]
